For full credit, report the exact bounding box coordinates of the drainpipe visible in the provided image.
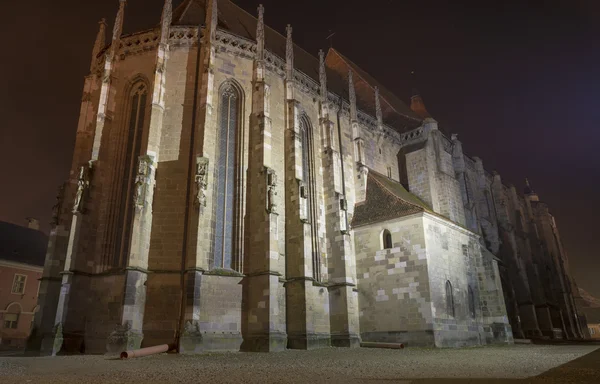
[121,344,175,359]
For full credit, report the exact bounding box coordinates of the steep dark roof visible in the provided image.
[172,0,421,133]
[0,221,47,267]
[326,49,422,131]
[352,170,431,228]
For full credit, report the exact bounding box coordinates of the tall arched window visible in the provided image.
[213,82,242,270]
[468,285,476,318]
[300,115,320,279]
[382,229,393,249]
[445,280,455,317]
[114,82,148,267]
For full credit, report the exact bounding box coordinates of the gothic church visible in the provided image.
[30,0,589,355]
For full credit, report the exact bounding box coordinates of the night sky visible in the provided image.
[1,0,599,297]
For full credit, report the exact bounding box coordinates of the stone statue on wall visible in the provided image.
[266,167,278,214]
[134,155,153,210]
[73,161,93,214]
[195,157,209,209]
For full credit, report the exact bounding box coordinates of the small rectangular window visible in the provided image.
[4,313,18,329]
[12,274,27,294]
[387,166,392,178]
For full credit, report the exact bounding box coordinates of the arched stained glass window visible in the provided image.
[114,82,148,267]
[300,115,320,279]
[213,83,241,270]
[446,280,455,317]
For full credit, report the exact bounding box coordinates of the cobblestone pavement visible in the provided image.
[0,344,598,384]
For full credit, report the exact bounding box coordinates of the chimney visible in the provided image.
[26,217,40,230]
[410,89,431,119]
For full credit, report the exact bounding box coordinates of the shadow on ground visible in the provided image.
[361,343,600,383]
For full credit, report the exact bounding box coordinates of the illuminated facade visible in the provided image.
[30,0,587,354]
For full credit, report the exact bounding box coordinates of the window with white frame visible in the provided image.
[12,274,27,294]
[3,313,19,329]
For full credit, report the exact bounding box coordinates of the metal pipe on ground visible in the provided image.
[360,342,405,349]
[120,344,175,359]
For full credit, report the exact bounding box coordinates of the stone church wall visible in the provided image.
[355,214,435,346]
[422,214,486,347]
[83,274,127,354]
[354,211,510,348]
[361,127,402,182]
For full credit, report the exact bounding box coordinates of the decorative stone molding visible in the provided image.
[120,30,160,59]
[293,71,320,97]
[73,161,93,214]
[215,30,255,60]
[194,156,209,209]
[399,127,425,145]
[170,27,201,47]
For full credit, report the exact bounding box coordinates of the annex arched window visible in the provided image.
[114,81,148,267]
[445,280,455,317]
[468,285,476,318]
[382,229,393,250]
[300,115,321,279]
[213,82,244,270]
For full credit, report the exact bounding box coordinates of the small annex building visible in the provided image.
[353,170,512,347]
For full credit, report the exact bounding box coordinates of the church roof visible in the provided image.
[325,49,422,130]
[0,221,47,267]
[172,0,422,133]
[352,170,431,228]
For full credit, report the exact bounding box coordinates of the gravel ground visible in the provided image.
[0,344,597,384]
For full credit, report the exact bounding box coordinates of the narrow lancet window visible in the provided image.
[300,115,320,280]
[382,229,392,249]
[114,82,147,267]
[446,280,455,317]
[213,83,241,270]
[468,285,476,318]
